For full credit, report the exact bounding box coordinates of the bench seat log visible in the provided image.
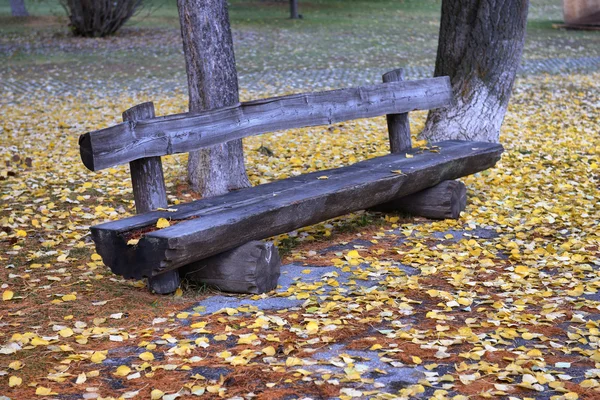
[79,77,451,171]
[90,140,503,280]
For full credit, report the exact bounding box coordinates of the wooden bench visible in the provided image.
[79,69,503,294]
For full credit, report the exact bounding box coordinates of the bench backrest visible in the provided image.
[79,72,451,171]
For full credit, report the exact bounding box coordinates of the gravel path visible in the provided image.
[1,55,599,99]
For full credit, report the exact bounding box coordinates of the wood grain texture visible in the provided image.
[79,77,452,171]
[382,69,412,153]
[371,180,467,219]
[123,103,169,215]
[90,140,503,279]
[122,102,180,294]
[180,241,281,294]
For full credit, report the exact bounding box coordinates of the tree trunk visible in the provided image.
[177,0,251,197]
[420,0,529,143]
[10,0,29,17]
[290,0,299,19]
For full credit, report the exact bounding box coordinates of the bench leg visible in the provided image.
[148,272,181,295]
[179,241,281,294]
[371,180,467,220]
[122,102,182,295]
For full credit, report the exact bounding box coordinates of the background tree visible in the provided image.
[290,0,299,19]
[420,0,529,143]
[177,0,251,197]
[10,0,29,17]
[61,0,143,37]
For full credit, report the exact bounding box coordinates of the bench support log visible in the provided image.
[180,241,281,294]
[371,180,467,220]
[383,69,412,154]
[123,102,180,294]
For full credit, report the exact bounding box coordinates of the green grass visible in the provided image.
[0,0,599,84]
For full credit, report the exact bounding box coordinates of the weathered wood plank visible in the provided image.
[91,140,502,280]
[79,77,452,171]
[382,69,412,153]
[122,102,180,294]
[371,180,467,219]
[180,241,281,294]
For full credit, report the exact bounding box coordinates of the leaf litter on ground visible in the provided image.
[0,73,599,399]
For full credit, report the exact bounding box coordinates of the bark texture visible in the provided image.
[10,0,28,17]
[178,0,251,197]
[420,0,529,143]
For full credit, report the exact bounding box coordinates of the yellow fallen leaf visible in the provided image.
[139,351,155,361]
[61,294,76,302]
[114,365,131,377]
[90,351,107,363]
[237,333,258,344]
[156,218,170,228]
[305,321,319,334]
[527,349,542,357]
[16,230,27,237]
[127,238,139,246]
[35,386,57,396]
[522,332,535,340]
[317,176,329,180]
[58,328,74,338]
[174,287,183,298]
[75,372,86,384]
[9,360,23,370]
[2,290,14,301]
[345,367,361,380]
[262,346,276,356]
[412,356,422,364]
[515,265,530,276]
[31,337,50,346]
[151,389,165,400]
[580,379,599,388]
[405,153,414,158]
[190,321,207,329]
[207,385,221,393]
[9,376,22,387]
[346,250,360,259]
[285,357,304,367]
